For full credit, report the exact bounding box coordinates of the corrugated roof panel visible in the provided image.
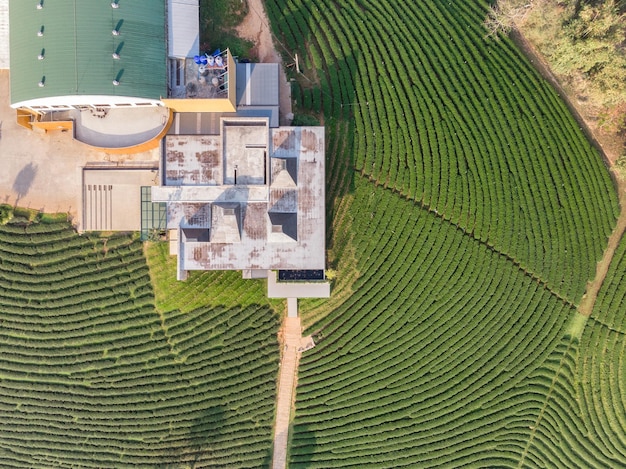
[236,63,279,107]
[168,0,199,58]
[9,0,167,106]
[0,0,9,69]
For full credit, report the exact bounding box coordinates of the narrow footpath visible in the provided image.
[272,317,302,469]
[578,187,626,317]
[512,29,626,320]
[236,0,293,125]
[236,2,307,466]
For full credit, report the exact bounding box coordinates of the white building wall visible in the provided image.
[0,0,9,69]
[11,95,164,111]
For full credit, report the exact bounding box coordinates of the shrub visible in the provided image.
[0,204,13,225]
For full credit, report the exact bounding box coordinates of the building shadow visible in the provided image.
[12,162,38,205]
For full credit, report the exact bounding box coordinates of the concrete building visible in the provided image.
[6,0,328,292]
[8,0,172,152]
[151,120,326,280]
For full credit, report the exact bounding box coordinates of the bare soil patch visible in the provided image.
[236,0,293,124]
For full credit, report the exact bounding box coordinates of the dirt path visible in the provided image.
[234,4,303,465]
[272,317,302,469]
[511,29,626,318]
[236,0,293,124]
[578,187,626,316]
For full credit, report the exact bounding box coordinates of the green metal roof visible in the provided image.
[9,0,167,106]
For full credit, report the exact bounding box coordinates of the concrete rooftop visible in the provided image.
[152,123,325,272]
[83,168,159,231]
[69,106,170,149]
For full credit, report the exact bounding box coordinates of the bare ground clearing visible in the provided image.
[236,0,293,125]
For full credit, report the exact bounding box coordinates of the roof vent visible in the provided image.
[38,54,44,60]
[37,27,44,37]
[112,53,120,59]
[36,1,43,10]
[38,81,45,88]
[112,80,120,86]
[112,29,120,36]
[111,2,119,8]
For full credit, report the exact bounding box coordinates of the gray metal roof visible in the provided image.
[236,63,279,106]
[168,0,199,58]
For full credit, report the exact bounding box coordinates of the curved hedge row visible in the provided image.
[0,223,279,468]
[265,0,624,466]
[573,234,626,465]
[268,0,618,302]
[290,182,575,467]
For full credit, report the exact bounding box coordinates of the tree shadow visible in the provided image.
[187,404,226,468]
[265,5,359,257]
[12,162,38,205]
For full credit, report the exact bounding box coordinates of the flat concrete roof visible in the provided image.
[164,135,222,185]
[152,125,325,271]
[223,120,268,185]
[153,185,269,203]
[70,106,170,149]
[83,168,159,231]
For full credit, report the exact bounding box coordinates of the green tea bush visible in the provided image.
[264,0,625,466]
[0,222,280,468]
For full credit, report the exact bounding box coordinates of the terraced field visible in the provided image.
[264,0,626,466]
[0,0,623,466]
[0,222,279,468]
[269,0,618,302]
[575,234,626,465]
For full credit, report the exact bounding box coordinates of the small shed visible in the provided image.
[168,0,199,58]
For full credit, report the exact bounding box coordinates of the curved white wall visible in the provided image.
[11,94,165,111]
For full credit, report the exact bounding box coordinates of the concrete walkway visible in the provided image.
[272,316,302,469]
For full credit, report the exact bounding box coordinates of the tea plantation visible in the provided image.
[0,222,279,467]
[264,0,626,466]
[0,0,624,466]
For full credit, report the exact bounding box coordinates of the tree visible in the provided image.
[484,0,534,37]
[0,205,14,225]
